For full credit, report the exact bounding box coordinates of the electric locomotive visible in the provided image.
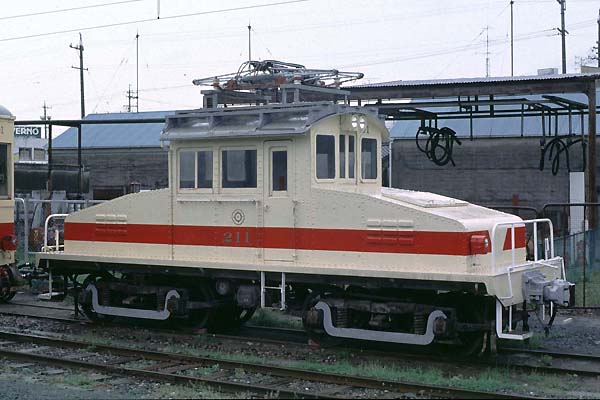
[0,105,19,302]
[37,97,571,350]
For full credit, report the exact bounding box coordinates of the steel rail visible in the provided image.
[0,332,331,400]
[0,331,522,400]
[2,307,595,385]
[0,348,327,399]
[501,347,600,363]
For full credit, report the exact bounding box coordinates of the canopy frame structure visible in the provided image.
[348,73,599,225]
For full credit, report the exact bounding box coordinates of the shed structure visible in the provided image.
[349,73,600,215]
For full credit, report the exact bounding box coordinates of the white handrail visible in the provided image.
[43,214,69,252]
[490,218,554,273]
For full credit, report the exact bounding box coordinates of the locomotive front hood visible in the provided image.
[160,102,387,143]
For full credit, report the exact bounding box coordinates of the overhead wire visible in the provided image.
[339,21,594,70]
[0,0,307,43]
[93,40,136,113]
[0,0,145,21]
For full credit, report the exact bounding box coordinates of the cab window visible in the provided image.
[179,150,213,189]
[222,149,257,188]
[348,136,355,179]
[339,134,356,180]
[316,135,335,179]
[0,144,7,197]
[272,150,287,192]
[361,138,377,180]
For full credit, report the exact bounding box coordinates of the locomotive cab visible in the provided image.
[164,102,387,266]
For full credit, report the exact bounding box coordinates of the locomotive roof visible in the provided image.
[0,105,14,119]
[161,101,386,141]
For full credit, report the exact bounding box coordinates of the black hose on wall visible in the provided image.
[415,126,462,167]
[539,135,586,176]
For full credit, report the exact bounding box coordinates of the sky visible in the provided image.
[0,0,598,125]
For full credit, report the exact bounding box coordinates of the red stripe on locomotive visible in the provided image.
[502,226,526,250]
[64,222,494,256]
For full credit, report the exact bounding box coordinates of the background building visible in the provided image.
[52,111,169,199]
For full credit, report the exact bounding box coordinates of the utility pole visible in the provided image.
[70,33,87,118]
[557,0,567,74]
[70,32,87,198]
[40,101,51,139]
[136,32,140,112]
[248,23,252,62]
[510,0,514,76]
[126,84,138,112]
[485,26,490,78]
[597,8,599,68]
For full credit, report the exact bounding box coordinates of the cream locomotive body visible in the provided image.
[39,102,571,348]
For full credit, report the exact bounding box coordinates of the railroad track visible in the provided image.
[2,303,598,385]
[0,330,525,399]
[497,347,600,377]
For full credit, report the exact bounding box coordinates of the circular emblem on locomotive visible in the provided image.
[231,209,245,225]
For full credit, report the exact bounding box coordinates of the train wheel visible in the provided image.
[79,274,115,322]
[302,290,342,347]
[455,303,486,357]
[0,266,15,303]
[187,282,214,331]
[212,305,255,332]
[238,307,256,324]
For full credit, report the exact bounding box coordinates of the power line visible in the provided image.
[340,21,595,70]
[0,0,307,43]
[0,0,145,21]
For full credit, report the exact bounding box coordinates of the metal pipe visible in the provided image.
[77,124,82,197]
[511,225,516,266]
[43,214,69,251]
[388,139,394,188]
[14,198,28,263]
[260,271,265,308]
[15,118,165,126]
[587,84,597,229]
[533,221,538,261]
[47,124,52,192]
[583,207,587,307]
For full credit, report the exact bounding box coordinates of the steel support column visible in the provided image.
[77,124,82,197]
[587,83,597,228]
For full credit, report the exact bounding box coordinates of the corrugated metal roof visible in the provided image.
[52,111,171,149]
[352,72,600,89]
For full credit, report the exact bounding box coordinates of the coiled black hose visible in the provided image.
[415,126,462,167]
[539,135,586,176]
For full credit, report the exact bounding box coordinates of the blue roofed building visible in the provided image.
[52,111,171,199]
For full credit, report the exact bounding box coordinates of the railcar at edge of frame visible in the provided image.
[0,105,20,303]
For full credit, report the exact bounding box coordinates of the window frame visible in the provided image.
[269,147,289,196]
[220,146,259,192]
[359,135,379,182]
[314,133,337,182]
[338,132,357,183]
[177,148,215,193]
[0,143,10,199]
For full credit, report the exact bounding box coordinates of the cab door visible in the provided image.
[263,141,294,262]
